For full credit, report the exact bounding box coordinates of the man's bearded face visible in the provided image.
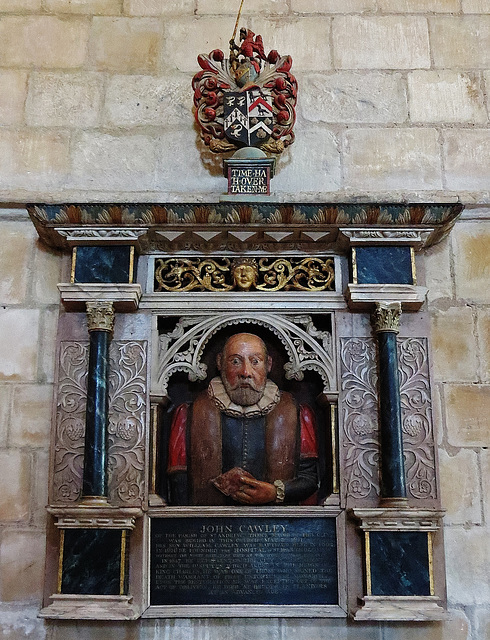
[219,334,271,406]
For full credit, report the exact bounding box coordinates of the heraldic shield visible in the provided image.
[224,90,273,148]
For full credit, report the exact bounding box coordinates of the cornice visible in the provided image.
[27,202,463,253]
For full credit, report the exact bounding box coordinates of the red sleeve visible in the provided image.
[167,404,188,474]
[300,404,318,459]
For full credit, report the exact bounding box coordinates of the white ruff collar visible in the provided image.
[208,377,280,418]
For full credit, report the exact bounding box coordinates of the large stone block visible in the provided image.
[430,16,490,68]
[104,74,192,127]
[89,17,162,72]
[0,221,35,305]
[32,242,63,306]
[408,70,486,123]
[477,309,490,383]
[424,236,453,302]
[445,527,490,606]
[332,16,430,69]
[32,449,49,527]
[0,16,89,68]
[283,617,382,639]
[0,0,40,10]
[482,449,490,526]
[252,17,331,71]
[0,605,47,640]
[10,384,52,448]
[124,0,194,15]
[486,72,490,119]
[452,222,490,303]
[162,17,231,73]
[26,72,103,127]
[343,128,442,191]
[0,386,11,447]
[157,127,222,193]
[430,306,478,383]
[39,308,59,384]
[0,450,30,521]
[0,71,27,126]
[378,0,459,11]
[0,309,40,382]
[291,0,376,12]
[45,0,121,13]
[444,129,490,192]
[439,449,481,525]
[49,619,160,640]
[446,384,490,448]
[0,530,45,601]
[197,0,288,14]
[0,130,70,190]
[301,71,407,124]
[371,609,469,640]
[475,610,490,640]
[462,0,490,11]
[69,131,158,191]
[272,126,341,194]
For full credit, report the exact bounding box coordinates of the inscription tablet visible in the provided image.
[150,517,338,606]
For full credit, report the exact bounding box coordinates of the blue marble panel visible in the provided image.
[74,246,132,283]
[61,529,125,595]
[355,246,413,284]
[370,531,430,596]
[151,517,338,606]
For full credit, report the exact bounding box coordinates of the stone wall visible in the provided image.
[0,0,488,639]
[0,0,488,202]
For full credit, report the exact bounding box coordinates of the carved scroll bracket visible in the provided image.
[154,313,336,397]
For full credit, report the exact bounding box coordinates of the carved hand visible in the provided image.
[232,476,277,505]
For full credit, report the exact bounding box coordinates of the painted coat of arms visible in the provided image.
[192,21,297,156]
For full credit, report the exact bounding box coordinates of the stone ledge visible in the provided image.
[48,504,143,529]
[351,508,445,531]
[345,284,428,311]
[354,596,446,621]
[58,283,142,312]
[39,594,140,620]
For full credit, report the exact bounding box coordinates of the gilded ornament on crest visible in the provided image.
[154,257,335,293]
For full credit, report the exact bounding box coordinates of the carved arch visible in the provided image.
[155,313,336,396]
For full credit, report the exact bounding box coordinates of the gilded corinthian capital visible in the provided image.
[86,301,115,333]
[372,302,402,334]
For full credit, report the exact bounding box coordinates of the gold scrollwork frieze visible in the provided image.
[154,257,335,293]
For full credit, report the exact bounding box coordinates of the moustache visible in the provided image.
[230,381,261,391]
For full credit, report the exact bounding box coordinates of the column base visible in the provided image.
[379,497,410,508]
[79,496,110,507]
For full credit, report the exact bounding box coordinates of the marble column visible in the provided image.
[82,301,115,501]
[372,302,407,504]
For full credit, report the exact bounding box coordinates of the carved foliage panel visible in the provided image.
[340,339,380,504]
[340,337,438,507]
[398,338,437,501]
[52,341,148,506]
